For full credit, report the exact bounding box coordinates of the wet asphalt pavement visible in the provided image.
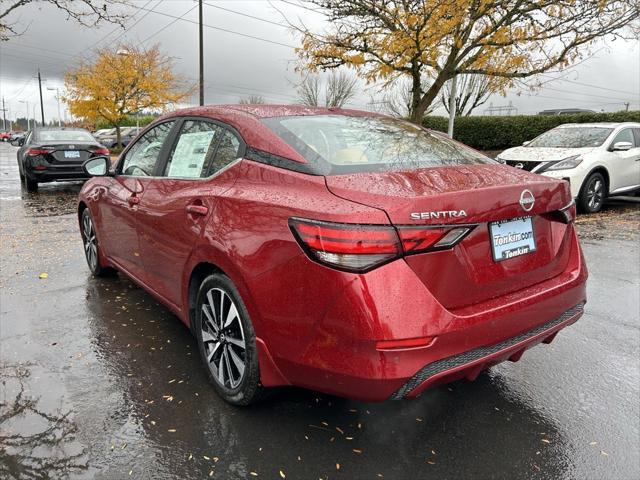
[0,141,638,480]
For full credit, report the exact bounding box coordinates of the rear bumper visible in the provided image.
[391,302,584,399]
[26,165,89,182]
[267,227,587,401]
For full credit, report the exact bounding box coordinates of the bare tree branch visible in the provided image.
[1,0,130,41]
[292,0,640,122]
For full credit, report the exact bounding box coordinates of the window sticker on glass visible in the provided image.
[167,131,216,178]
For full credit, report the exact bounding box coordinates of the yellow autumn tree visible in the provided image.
[64,43,190,144]
[294,0,640,122]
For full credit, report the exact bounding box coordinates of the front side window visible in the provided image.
[528,127,614,148]
[262,115,494,175]
[610,128,634,147]
[120,121,175,176]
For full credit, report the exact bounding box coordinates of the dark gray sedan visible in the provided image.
[15,128,109,192]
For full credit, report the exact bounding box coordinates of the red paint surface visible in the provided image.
[79,105,587,401]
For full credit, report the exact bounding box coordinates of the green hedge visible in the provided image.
[422,111,640,151]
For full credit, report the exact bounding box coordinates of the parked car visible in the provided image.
[16,127,109,192]
[538,108,595,116]
[497,122,640,213]
[1,131,13,141]
[9,132,25,143]
[100,126,141,148]
[93,128,116,143]
[92,128,113,138]
[78,105,587,405]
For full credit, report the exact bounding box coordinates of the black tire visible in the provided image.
[25,176,38,192]
[18,161,25,183]
[195,273,264,406]
[578,172,606,213]
[80,208,113,276]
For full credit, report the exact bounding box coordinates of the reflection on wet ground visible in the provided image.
[1,143,639,479]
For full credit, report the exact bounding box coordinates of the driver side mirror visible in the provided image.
[612,141,633,152]
[83,156,111,176]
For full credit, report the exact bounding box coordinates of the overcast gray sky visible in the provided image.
[1,0,639,124]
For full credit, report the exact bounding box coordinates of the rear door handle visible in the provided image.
[186,204,209,216]
[127,195,140,206]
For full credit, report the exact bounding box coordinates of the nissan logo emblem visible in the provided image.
[519,189,535,212]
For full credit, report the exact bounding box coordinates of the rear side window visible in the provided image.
[163,120,242,178]
[210,130,241,174]
[164,120,222,178]
[261,115,494,175]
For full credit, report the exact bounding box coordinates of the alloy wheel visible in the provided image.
[587,178,604,211]
[200,288,247,389]
[82,213,98,270]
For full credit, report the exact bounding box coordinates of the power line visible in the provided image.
[105,0,161,47]
[135,5,296,49]
[203,1,288,28]
[539,73,639,96]
[82,0,157,53]
[535,86,631,103]
[140,3,199,45]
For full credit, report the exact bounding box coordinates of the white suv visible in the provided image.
[497,122,640,213]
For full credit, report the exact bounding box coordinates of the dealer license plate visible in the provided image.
[489,217,536,262]
[64,150,80,158]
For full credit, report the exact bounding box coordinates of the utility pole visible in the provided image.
[198,0,204,106]
[37,69,45,125]
[1,97,6,131]
[624,102,630,112]
[447,75,457,138]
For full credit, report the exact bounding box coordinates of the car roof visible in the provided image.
[556,122,640,128]
[157,104,384,164]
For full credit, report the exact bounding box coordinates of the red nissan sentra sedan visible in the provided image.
[77,105,587,405]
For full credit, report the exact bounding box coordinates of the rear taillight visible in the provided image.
[397,226,472,254]
[289,218,473,273]
[289,218,400,272]
[27,148,53,156]
[557,200,576,224]
[91,147,110,155]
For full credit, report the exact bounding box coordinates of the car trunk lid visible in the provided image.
[40,143,101,163]
[325,164,574,310]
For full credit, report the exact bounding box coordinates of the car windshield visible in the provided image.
[36,130,95,142]
[528,127,613,148]
[262,115,495,175]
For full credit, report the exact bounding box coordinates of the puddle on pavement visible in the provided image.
[0,364,88,479]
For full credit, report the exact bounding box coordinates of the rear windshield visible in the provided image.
[261,115,495,175]
[528,127,613,148]
[36,130,95,143]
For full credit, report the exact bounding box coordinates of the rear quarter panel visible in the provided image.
[181,159,389,357]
